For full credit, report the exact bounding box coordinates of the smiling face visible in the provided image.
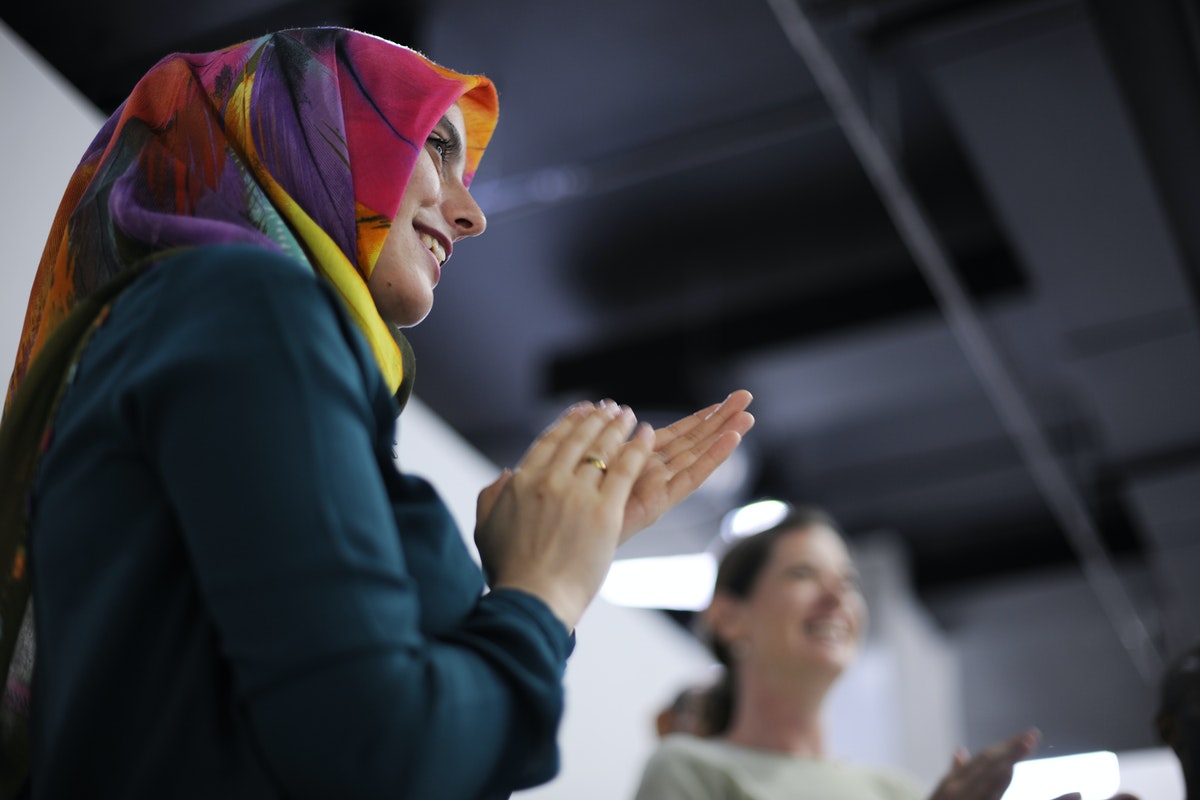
[714,524,867,681]
[368,102,488,327]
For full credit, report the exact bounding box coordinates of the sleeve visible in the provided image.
[123,245,571,800]
[632,739,729,800]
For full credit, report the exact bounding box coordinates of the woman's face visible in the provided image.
[727,525,867,679]
[369,102,487,327]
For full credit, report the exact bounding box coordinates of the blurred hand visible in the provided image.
[617,389,755,543]
[928,730,1138,800]
[474,402,654,629]
[929,728,1040,800]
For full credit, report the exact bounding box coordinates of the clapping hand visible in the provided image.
[473,401,654,629]
[473,392,754,629]
[929,729,1040,800]
[929,729,1139,800]
[617,389,755,542]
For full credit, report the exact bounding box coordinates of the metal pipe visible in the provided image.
[764,0,1162,681]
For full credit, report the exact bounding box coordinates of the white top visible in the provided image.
[633,735,926,800]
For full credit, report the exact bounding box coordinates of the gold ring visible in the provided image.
[582,456,608,473]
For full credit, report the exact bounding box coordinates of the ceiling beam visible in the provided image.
[763,0,1162,680]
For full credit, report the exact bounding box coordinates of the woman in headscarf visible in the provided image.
[0,27,754,798]
[633,506,1134,800]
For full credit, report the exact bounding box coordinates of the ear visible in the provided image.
[704,591,746,648]
[655,707,674,738]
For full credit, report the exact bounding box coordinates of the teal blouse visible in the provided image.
[29,244,572,799]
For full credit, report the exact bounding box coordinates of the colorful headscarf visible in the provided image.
[0,28,497,794]
[6,26,498,407]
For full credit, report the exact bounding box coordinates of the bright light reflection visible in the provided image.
[722,499,790,540]
[599,553,717,611]
[1000,751,1120,800]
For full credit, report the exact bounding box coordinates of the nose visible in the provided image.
[817,575,851,605]
[446,182,487,240]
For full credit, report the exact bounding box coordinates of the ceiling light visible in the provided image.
[599,552,717,611]
[720,498,791,541]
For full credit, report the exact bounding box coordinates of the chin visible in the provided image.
[396,312,431,328]
[385,299,434,328]
[814,648,858,675]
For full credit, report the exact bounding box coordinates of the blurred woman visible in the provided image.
[633,506,1121,800]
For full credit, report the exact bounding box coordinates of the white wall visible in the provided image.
[0,22,103,385]
[928,563,1161,758]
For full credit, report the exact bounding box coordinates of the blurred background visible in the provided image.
[3,0,1198,797]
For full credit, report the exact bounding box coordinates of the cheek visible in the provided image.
[761,589,816,627]
[400,153,441,205]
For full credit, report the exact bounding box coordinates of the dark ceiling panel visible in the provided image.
[2,0,426,113]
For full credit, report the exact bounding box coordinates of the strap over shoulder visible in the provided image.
[0,256,154,799]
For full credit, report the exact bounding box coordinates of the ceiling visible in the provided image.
[7,0,1200,671]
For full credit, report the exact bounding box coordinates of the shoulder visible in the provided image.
[120,244,371,366]
[137,244,330,309]
[654,735,815,772]
[635,736,742,799]
[654,734,739,763]
[101,244,388,408]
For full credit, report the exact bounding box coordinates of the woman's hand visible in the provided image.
[928,729,1139,800]
[929,728,1039,800]
[474,402,654,630]
[618,389,755,543]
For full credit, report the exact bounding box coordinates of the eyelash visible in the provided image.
[427,134,458,163]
